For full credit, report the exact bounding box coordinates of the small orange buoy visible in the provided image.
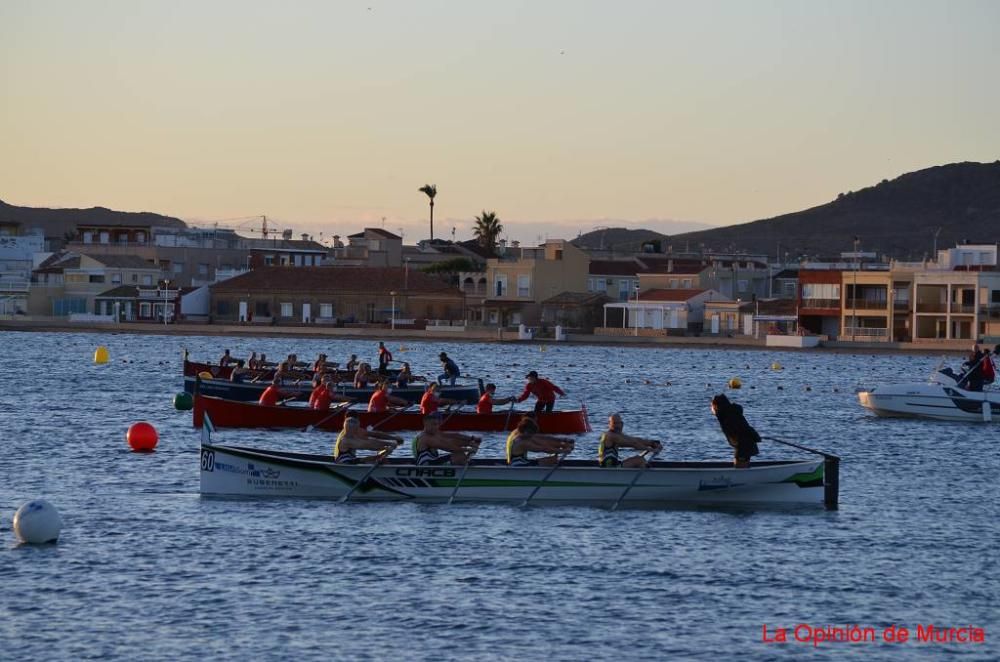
[127,422,159,452]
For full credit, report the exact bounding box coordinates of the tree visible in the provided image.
[473,210,504,254]
[418,184,437,240]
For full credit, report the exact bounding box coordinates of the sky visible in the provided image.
[2,0,999,244]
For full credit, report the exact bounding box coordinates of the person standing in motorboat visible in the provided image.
[960,345,986,392]
[710,394,760,468]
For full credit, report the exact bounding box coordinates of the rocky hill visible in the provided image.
[0,199,187,239]
[573,227,669,253]
[669,161,1000,259]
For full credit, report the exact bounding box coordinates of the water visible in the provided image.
[0,331,996,660]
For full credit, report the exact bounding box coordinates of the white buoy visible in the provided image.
[13,499,62,544]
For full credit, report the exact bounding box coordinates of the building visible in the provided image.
[0,222,44,315]
[479,240,590,326]
[587,260,643,302]
[540,291,608,331]
[597,288,729,336]
[209,266,464,325]
[93,284,181,322]
[29,252,163,316]
[798,269,844,339]
[636,255,770,301]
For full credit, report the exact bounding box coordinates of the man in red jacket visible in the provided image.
[516,370,565,415]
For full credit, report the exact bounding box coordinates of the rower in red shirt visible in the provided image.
[419,383,458,415]
[477,383,514,414]
[313,375,352,410]
[368,381,408,413]
[516,370,565,415]
[259,376,288,407]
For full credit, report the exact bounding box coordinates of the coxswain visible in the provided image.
[419,383,458,415]
[477,383,514,414]
[516,371,565,415]
[377,342,393,375]
[258,376,288,407]
[333,417,403,464]
[346,354,359,372]
[219,349,235,367]
[437,352,461,386]
[598,413,663,468]
[412,414,481,465]
[711,394,761,468]
[505,417,574,466]
[368,381,408,413]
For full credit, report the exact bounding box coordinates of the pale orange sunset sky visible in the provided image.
[2,0,998,243]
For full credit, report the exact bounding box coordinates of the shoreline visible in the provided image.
[0,319,972,356]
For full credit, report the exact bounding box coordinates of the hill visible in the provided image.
[0,199,187,239]
[669,161,1000,259]
[573,227,669,252]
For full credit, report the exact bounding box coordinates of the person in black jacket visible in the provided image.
[711,394,760,468]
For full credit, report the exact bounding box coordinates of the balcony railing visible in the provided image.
[845,299,889,310]
[916,303,947,313]
[950,304,976,314]
[843,326,889,339]
[801,298,840,309]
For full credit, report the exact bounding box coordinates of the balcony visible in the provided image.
[950,303,976,315]
[843,326,889,339]
[916,302,947,313]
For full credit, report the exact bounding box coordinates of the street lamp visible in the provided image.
[164,279,170,326]
[633,283,640,337]
[390,290,397,330]
[404,258,410,290]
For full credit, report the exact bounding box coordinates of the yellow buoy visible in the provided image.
[94,346,109,364]
[728,377,742,389]
[771,362,783,371]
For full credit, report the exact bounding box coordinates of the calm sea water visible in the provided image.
[0,331,996,660]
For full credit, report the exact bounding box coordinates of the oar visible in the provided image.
[502,401,516,432]
[447,445,479,505]
[610,449,660,511]
[439,404,464,429]
[368,404,415,431]
[338,444,398,504]
[304,402,352,433]
[519,451,570,507]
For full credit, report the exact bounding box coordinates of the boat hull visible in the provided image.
[199,443,832,509]
[858,383,1000,422]
[193,394,591,434]
[184,376,481,405]
[184,360,401,382]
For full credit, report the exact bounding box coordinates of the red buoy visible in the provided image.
[127,422,159,452]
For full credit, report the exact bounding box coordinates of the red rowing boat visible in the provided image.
[193,394,591,434]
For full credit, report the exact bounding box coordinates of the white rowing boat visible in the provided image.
[199,420,839,510]
[858,369,1000,423]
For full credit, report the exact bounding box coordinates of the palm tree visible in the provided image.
[473,210,504,254]
[418,184,437,240]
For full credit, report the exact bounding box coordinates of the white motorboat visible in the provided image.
[858,368,1000,422]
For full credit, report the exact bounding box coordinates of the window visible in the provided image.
[139,302,152,318]
[99,232,110,244]
[280,302,293,318]
[264,255,275,266]
[255,301,270,317]
[992,290,1000,304]
[320,303,334,318]
[83,232,93,244]
[142,275,153,286]
[517,275,530,297]
[216,300,231,315]
[738,279,748,292]
[136,232,146,244]
[131,274,138,283]
[172,262,185,274]
[198,263,209,276]
[681,279,692,288]
[89,275,105,283]
[280,255,290,266]
[554,249,563,260]
[494,274,507,297]
[111,273,122,284]
[783,281,796,296]
[669,279,678,288]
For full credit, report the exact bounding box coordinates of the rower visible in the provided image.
[412,414,480,465]
[354,362,374,388]
[229,361,250,383]
[219,349,235,367]
[346,354,359,372]
[505,417,574,466]
[246,351,259,370]
[313,353,329,373]
[258,353,269,368]
[711,394,761,468]
[437,352,461,386]
[333,417,403,464]
[477,383,514,414]
[259,376,288,407]
[598,413,662,468]
[368,381,408,413]
[395,362,414,388]
[308,374,325,408]
[516,371,565,415]
[377,341,393,375]
[314,375,352,410]
[420,383,458,415]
